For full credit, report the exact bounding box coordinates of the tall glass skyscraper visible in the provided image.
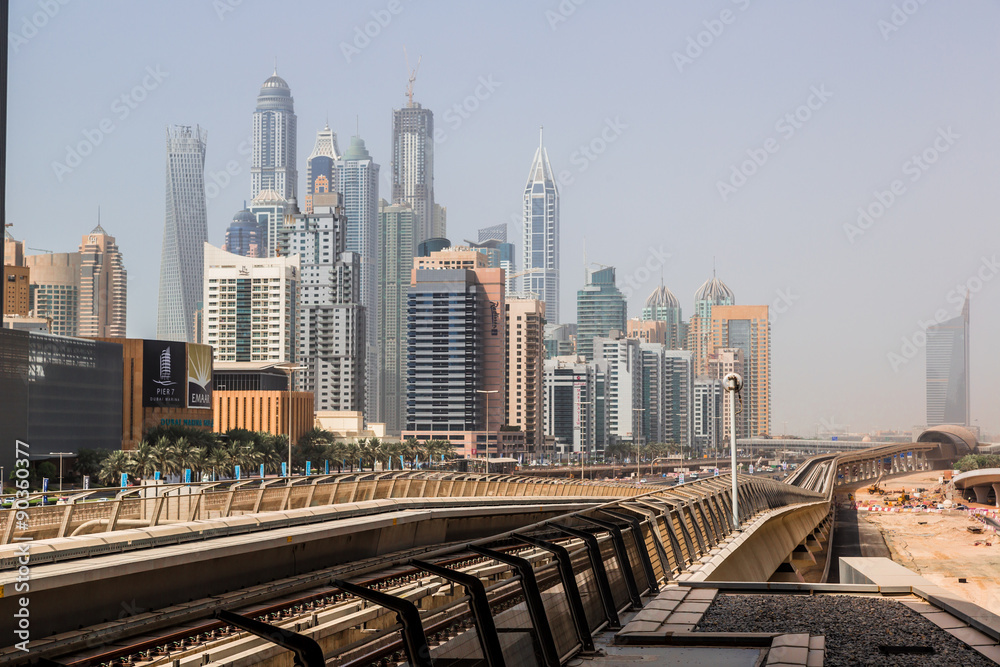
[576,266,626,361]
[926,295,970,426]
[305,124,339,214]
[158,125,208,342]
[391,103,434,243]
[378,200,415,432]
[337,135,380,421]
[252,69,297,203]
[522,128,560,323]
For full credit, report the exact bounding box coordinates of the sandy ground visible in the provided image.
[849,469,1000,616]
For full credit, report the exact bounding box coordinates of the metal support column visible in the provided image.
[600,509,660,594]
[468,546,561,667]
[332,579,432,667]
[411,559,506,667]
[551,525,620,629]
[580,516,642,607]
[215,609,325,667]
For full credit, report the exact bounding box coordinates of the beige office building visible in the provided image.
[25,252,82,337]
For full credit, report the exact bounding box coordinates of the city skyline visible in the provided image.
[5,0,999,435]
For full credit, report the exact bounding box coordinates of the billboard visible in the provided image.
[187,343,213,409]
[142,340,186,408]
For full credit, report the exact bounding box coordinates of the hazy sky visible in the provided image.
[6,0,999,437]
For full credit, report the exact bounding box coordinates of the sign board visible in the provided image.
[187,343,213,409]
[142,340,186,408]
[678,473,685,484]
[714,468,720,476]
[749,464,755,475]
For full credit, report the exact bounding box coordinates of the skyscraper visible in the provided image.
[640,344,693,451]
[391,103,434,243]
[926,296,970,426]
[78,221,127,337]
[158,125,208,342]
[473,224,516,295]
[24,252,80,336]
[248,189,289,257]
[337,135,380,420]
[202,243,298,363]
[377,200,414,432]
[642,283,685,349]
[593,335,643,450]
[708,306,770,437]
[224,208,266,258]
[506,298,545,456]
[522,128,560,323]
[285,197,366,413]
[305,124,339,214]
[576,266,627,361]
[405,266,505,434]
[251,69,297,203]
[687,273,736,375]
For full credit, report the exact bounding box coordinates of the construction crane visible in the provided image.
[404,47,421,106]
[28,247,53,254]
[506,268,543,300]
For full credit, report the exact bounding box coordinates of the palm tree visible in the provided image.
[100,450,132,486]
[207,447,231,481]
[343,441,361,472]
[151,437,175,478]
[129,440,156,481]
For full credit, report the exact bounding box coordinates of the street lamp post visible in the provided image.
[632,407,645,484]
[276,363,307,481]
[47,452,73,492]
[476,389,499,475]
[723,372,743,531]
[577,400,593,481]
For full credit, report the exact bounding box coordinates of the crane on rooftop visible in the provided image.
[404,47,421,106]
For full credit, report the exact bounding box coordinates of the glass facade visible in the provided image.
[0,329,123,475]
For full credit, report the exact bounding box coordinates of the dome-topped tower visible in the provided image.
[694,275,735,305]
[644,284,680,311]
[252,66,297,202]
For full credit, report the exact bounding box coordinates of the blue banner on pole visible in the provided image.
[184,469,191,484]
[281,462,287,477]
[42,478,48,493]
[306,461,312,475]
[260,463,265,478]
[325,460,329,474]
[121,472,128,488]
[399,455,404,469]
[154,470,161,481]
[235,465,241,480]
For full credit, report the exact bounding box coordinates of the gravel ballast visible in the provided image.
[695,594,995,666]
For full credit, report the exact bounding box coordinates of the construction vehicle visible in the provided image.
[867,473,885,495]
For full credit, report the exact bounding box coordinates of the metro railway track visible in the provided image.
[44,541,541,667]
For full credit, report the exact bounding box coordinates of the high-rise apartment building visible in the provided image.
[25,252,81,337]
[576,266,627,361]
[251,69,297,203]
[642,284,685,349]
[926,295,970,427]
[224,208,266,258]
[248,189,289,258]
[506,298,545,455]
[693,377,724,457]
[709,305,770,437]
[405,266,506,433]
[202,243,298,363]
[377,200,415,433]
[593,335,643,449]
[78,223,127,337]
[522,129,560,323]
[391,103,434,243]
[3,265,30,317]
[158,125,208,342]
[337,135,380,419]
[544,322,576,359]
[473,224,516,295]
[628,318,668,346]
[708,347,746,440]
[640,344,692,451]
[284,198,366,413]
[543,355,602,461]
[4,230,24,267]
[304,124,340,214]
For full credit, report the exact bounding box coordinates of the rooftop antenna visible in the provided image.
[539,124,543,147]
[404,46,421,106]
[583,237,588,283]
[273,57,277,75]
[713,256,716,279]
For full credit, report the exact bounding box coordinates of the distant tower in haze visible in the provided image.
[224,208,266,257]
[522,127,560,323]
[926,295,970,427]
[642,283,685,349]
[576,266,626,361]
[252,68,297,203]
[158,125,208,342]
[78,218,127,337]
[305,124,340,214]
[391,83,434,244]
